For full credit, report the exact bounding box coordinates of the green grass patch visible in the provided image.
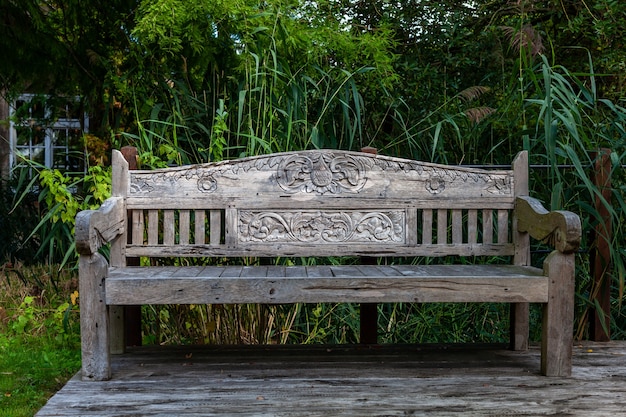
[0,265,81,417]
[0,333,80,417]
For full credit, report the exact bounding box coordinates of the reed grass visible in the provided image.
[141,302,517,346]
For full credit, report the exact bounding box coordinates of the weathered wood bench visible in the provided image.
[76,149,581,380]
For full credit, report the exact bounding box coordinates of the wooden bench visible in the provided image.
[76,149,581,380]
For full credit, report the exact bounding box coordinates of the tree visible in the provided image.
[0,0,140,135]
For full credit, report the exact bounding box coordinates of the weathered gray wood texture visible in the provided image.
[123,150,519,258]
[105,264,548,304]
[75,149,582,380]
[36,342,626,417]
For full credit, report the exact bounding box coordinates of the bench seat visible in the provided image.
[106,264,547,305]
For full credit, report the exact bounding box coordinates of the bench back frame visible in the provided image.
[109,149,530,265]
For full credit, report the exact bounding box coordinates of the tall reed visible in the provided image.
[525,54,626,339]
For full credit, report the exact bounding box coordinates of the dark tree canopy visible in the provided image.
[0,0,623,157]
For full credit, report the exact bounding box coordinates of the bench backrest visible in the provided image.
[110,149,529,266]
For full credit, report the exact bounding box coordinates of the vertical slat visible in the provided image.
[422,209,432,245]
[179,210,190,244]
[148,210,159,245]
[468,210,478,244]
[163,210,175,245]
[194,210,206,244]
[498,210,509,244]
[407,208,418,246]
[482,209,493,244]
[132,210,144,245]
[225,207,237,248]
[210,210,222,246]
[437,209,448,244]
[452,209,462,244]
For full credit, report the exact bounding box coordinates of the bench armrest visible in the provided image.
[515,196,581,254]
[75,197,125,255]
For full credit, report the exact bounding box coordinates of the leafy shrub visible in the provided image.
[0,172,42,265]
[23,164,112,267]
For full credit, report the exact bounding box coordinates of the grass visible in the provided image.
[141,299,525,346]
[0,265,81,417]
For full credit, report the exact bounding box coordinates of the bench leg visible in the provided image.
[360,303,378,344]
[109,306,126,354]
[541,251,575,377]
[79,253,111,381]
[510,302,529,351]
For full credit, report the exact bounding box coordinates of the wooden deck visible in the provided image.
[37,341,626,416]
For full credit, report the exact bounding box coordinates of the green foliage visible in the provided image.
[142,302,515,346]
[523,55,626,339]
[115,0,400,161]
[0,265,80,417]
[13,162,112,267]
[0,174,41,264]
[209,99,229,162]
[39,170,82,224]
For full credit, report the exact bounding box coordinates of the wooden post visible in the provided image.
[360,146,378,344]
[590,149,612,341]
[80,253,111,380]
[511,151,530,351]
[541,251,575,377]
[120,146,143,347]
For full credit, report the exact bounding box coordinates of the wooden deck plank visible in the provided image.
[36,342,626,416]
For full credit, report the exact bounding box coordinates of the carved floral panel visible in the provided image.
[272,152,368,194]
[129,150,513,196]
[239,210,405,244]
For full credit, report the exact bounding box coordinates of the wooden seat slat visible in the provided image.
[221,266,243,277]
[104,264,548,306]
[107,264,544,280]
[241,265,269,278]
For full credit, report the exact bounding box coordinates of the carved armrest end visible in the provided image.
[516,196,581,254]
[75,197,125,255]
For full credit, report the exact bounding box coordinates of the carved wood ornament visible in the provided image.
[239,210,405,244]
[273,152,368,194]
[129,150,513,196]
